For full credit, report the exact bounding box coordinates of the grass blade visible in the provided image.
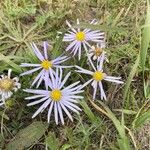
[123,54,140,101]
[80,100,100,124]
[140,0,150,71]
[133,110,150,128]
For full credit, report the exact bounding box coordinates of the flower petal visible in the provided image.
[57,102,64,125]
[27,96,49,106]
[60,72,71,89]
[54,102,59,125]
[99,82,107,100]
[31,42,45,61]
[48,101,54,123]
[60,102,73,122]
[104,77,124,84]
[32,99,51,118]
[43,41,48,59]
[20,67,42,76]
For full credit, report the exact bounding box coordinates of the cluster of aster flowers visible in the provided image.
[0,19,123,125]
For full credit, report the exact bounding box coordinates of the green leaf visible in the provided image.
[140,0,150,71]
[123,54,140,101]
[7,121,48,150]
[117,137,131,150]
[113,109,137,115]
[97,101,132,150]
[80,100,99,124]
[46,132,59,150]
[97,101,126,138]
[133,110,150,128]
[144,80,150,98]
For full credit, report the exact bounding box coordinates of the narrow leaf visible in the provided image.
[133,111,150,128]
[113,109,137,115]
[141,0,150,71]
[123,54,140,101]
[80,100,99,123]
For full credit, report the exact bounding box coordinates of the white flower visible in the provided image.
[75,52,123,100]
[63,19,105,60]
[88,42,106,61]
[20,42,70,89]
[0,69,21,106]
[24,68,83,125]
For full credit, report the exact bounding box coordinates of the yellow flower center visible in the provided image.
[41,60,52,70]
[93,71,105,81]
[0,78,14,91]
[50,89,62,101]
[95,48,103,56]
[76,31,85,41]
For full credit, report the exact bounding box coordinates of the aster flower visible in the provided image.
[0,69,21,106]
[88,42,106,61]
[20,42,70,88]
[63,19,105,60]
[24,68,83,125]
[75,52,123,100]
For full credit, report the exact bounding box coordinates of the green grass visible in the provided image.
[0,0,150,149]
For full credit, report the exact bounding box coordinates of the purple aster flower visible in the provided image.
[75,52,123,100]
[20,42,70,88]
[24,68,83,125]
[63,19,105,60]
